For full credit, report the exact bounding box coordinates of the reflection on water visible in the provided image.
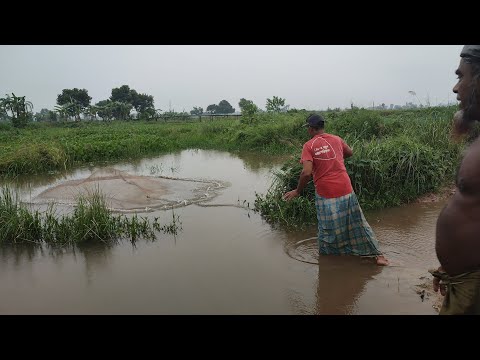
[0,149,443,314]
[0,242,115,285]
[315,256,382,315]
[285,237,383,314]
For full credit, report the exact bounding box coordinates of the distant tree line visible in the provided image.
[0,88,291,127]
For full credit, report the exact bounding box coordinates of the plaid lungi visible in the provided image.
[315,191,381,256]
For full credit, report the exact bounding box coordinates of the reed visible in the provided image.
[254,106,464,228]
[0,185,181,246]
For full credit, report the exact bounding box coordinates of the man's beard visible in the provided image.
[452,95,480,137]
[453,109,471,136]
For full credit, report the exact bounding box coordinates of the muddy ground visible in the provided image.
[415,276,443,313]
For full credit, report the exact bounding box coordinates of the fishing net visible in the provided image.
[30,168,226,213]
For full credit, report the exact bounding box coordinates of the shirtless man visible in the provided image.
[432,45,480,314]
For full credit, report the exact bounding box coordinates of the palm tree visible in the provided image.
[0,93,34,127]
[54,104,70,121]
[56,100,84,121]
[83,105,98,121]
[111,101,132,121]
[0,107,8,121]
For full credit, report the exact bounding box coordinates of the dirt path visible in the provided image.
[415,183,456,203]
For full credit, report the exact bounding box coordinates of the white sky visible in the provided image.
[0,45,464,113]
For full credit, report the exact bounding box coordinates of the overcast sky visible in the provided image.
[0,45,464,113]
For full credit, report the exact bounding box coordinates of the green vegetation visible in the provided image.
[56,88,92,121]
[254,106,465,228]
[0,93,33,128]
[0,186,181,246]
[0,105,466,231]
[0,112,307,176]
[206,99,235,114]
[239,98,260,124]
[266,96,286,112]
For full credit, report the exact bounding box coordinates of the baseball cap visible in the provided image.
[303,113,326,127]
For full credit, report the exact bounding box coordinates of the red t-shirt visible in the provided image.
[300,133,353,198]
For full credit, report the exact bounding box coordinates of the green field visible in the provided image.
[0,106,467,229]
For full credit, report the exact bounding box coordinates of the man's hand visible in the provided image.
[283,189,299,201]
[432,267,447,296]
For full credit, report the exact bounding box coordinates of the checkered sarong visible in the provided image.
[315,191,381,256]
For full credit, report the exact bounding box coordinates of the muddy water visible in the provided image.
[0,149,443,314]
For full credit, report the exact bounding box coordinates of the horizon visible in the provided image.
[0,45,463,114]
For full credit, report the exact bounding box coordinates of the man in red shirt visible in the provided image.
[283,113,388,266]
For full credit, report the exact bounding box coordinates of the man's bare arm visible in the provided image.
[283,161,313,201]
[342,141,353,158]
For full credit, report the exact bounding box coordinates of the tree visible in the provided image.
[132,93,155,119]
[238,98,259,114]
[216,100,235,114]
[239,98,251,111]
[111,101,133,121]
[110,85,155,120]
[0,107,8,121]
[83,105,101,121]
[110,85,135,103]
[54,105,69,121]
[238,98,258,117]
[54,101,82,121]
[206,104,218,114]
[95,100,114,121]
[48,110,58,122]
[0,93,34,127]
[57,88,91,120]
[142,107,158,121]
[34,108,49,122]
[190,106,203,116]
[110,85,134,120]
[265,96,285,112]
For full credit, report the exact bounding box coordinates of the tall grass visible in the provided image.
[254,106,465,228]
[0,185,181,247]
[0,106,468,229]
[0,113,308,177]
[254,159,317,228]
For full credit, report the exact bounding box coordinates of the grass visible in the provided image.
[0,185,181,247]
[0,106,466,230]
[0,114,308,177]
[254,106,466,228]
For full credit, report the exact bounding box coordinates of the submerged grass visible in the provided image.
[0,185,181,247]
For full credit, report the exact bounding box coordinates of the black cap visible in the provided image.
[460,45,480,60]
[303,113,326,127]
